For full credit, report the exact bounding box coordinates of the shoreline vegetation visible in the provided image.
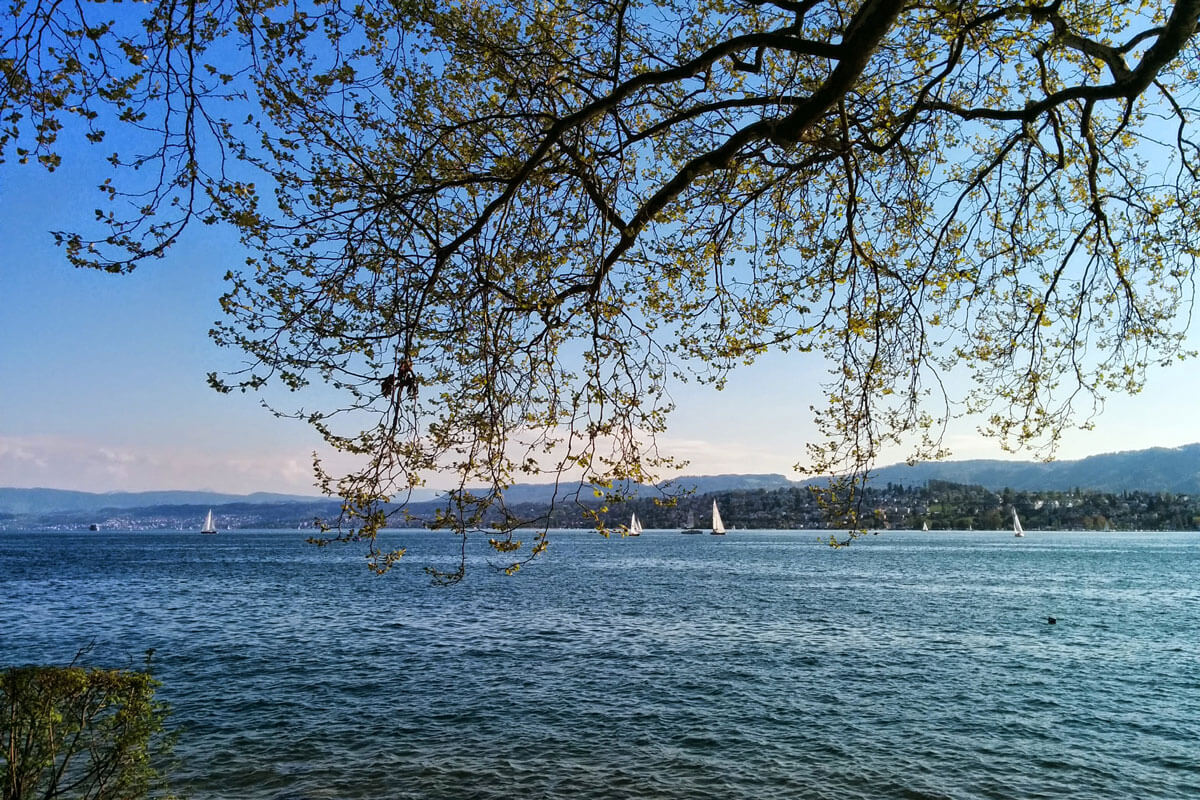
[0,660,174,800]
[7,480,1200,533]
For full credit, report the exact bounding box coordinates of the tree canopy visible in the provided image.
[5,0,1200,576]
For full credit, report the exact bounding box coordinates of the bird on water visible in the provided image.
[1047,617,1057,625]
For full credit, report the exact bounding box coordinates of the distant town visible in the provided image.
[3,480,1200,533]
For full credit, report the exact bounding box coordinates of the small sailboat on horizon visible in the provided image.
[201,509,217,535]
[1012,508,1025,538]
[629,513,643,537]
[710,501,726,535]
[681,510,703,534]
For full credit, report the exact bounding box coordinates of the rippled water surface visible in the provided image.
[3,529,1199,798]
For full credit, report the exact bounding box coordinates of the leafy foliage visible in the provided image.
[5,0,1200,574]
[1,659,174,800]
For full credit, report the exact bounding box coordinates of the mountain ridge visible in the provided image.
[5,442,1200,516]
[0,487,324,514]
[861,443,1200,494]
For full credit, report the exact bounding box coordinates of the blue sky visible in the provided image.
[4,151,1200,495]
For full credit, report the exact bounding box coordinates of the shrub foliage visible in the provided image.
[1,663,173,800]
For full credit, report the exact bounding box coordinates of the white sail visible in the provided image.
[201,509,216,534]
[922,521,929,531]
[629,513,642,536]
[1012,508,1025,537]
[711,501,726,535]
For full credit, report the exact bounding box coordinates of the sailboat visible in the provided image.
[1012,508,1025,538]
[629,513,643,537]
[680,510,703,534]
[922,521,929,531]
[710,501,727,535]
[201,509,217,535]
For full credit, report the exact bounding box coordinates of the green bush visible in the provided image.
[2,660,174,800]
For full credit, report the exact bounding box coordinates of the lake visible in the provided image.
[2,529,1199,798]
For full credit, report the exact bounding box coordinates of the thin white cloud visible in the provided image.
[0,438,50,471]
[0,435,331,494]
[657,435,806,479]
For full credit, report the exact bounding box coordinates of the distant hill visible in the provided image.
[0,488,323,515]
[570,444,1200,497]
[863,443,1200,494]
[660,473,797,494]
[6,443,1200,528]
[494,473,795,505]
[622,443,1200,496]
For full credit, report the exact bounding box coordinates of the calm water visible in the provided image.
[2,529,1199,799]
